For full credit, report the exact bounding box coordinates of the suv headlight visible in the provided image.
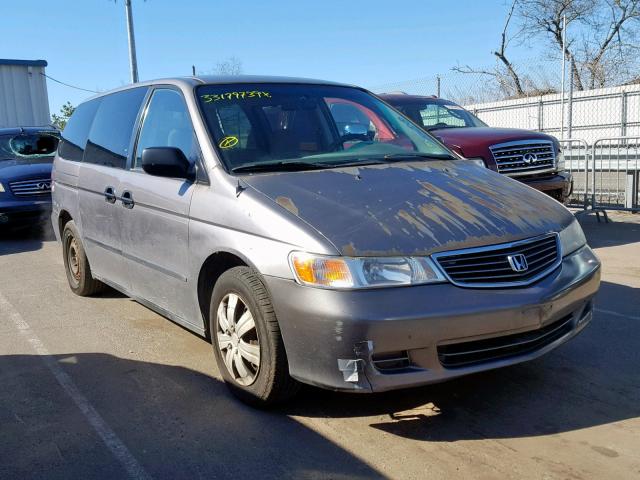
[289,252,446,289]
[559,219,586,256]
[556,149,565,171]
[0,182,5,193]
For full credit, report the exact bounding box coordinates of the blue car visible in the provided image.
[0,127,60,229]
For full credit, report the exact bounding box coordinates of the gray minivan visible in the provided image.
[52,76,600,405]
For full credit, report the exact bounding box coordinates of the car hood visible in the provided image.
[432,127,556,156]
[242,160,574,256]
[0,157,53,180]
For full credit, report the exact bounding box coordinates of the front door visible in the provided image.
[119,88,200,325]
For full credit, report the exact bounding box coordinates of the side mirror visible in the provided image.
[141,147,191,179]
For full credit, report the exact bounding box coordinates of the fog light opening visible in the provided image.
[372,351,411,372]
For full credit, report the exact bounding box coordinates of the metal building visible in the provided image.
[0,59,50,128]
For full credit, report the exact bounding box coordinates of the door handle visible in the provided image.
[104,186,117,204]
[121,190,135,209]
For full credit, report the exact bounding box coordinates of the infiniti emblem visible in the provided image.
[37,182,51,190]
[507,254,529,272]
[522,153,537,164]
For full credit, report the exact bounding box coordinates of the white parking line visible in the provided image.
[0,291,151,480]
[595,308,640,321]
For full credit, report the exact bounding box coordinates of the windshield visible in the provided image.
[196,84,454,172]
[0,132,59,161]
[394,101,487,130]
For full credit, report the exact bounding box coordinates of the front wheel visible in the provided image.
[210,267,299,406]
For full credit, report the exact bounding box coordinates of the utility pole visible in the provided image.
[560,14,566,139]
[124,0,139,83]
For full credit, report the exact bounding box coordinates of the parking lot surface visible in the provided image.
[1,213,639,479]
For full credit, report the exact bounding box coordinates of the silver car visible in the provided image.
[51,76,600,406]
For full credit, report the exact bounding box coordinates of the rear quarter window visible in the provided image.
[84,88,148,168]
[58,99,102,162]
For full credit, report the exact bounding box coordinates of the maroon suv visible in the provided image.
[380,94,572,203]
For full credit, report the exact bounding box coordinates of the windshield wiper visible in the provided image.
[383,153,455,161]
[231,160,335,173]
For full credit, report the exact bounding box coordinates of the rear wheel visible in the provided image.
[210,267,299,406]
[62,221,105,296]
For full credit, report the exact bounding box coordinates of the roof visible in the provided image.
[0,126,59,135]
[378,93,453,105]
[82,75,359,102]
[0,59,48,67]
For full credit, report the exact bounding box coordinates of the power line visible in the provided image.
[40,72,99,94]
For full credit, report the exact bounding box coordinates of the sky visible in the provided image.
[6,0,544,116]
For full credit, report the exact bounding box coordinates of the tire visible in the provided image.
[210,266,299,406]
[62,220,105,296]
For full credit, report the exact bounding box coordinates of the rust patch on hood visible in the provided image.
[275,196,299,216]
[242,160,575,256]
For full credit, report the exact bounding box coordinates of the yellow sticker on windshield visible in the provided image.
[201,91,272,103]
[219,136,239,149]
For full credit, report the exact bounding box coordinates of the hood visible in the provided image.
[242,160,574,257]
[432,127,557,158]
[0,157,53,180]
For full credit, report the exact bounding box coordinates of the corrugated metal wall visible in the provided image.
[465,84,640,144]
[0,63,50,128]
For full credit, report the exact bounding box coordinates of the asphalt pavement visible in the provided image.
[1,212,639,479]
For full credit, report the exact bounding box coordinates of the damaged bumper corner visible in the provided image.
[264,245,600,393]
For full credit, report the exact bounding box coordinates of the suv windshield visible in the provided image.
[0,132,59,161]
[196,84,454,172]
[395,101,487,130]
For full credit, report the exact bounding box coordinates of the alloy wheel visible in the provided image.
[216,293,261,386]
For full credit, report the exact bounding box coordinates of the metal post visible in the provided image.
[567,58,574,139]
[560,14,567,139]
[192,65,196,76]
[538,97,544,131]
[621,91,628,137]
[625,172,638,210]
[436,75,441,97]
[124,0,139,83]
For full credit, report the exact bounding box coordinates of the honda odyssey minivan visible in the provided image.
[52,76,600,405]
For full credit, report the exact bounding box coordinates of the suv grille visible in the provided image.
[432,234,561,288]
[489,140,556,175]
[437,314,573,368]
[9,178,52,197]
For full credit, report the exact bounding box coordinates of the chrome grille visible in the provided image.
[432,233,561,288]
[9,178,52,197]
[490,140,556,175]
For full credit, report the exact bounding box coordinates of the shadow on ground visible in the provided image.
[578,211,640,248]
[283,279,639,443]
[0,218,54,255]
[0,352,382,480]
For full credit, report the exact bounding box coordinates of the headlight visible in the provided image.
[0,182,5,193]
[289,252,446,289]
[466,157,486,168]
[556,149,565,171]
[559,219,586,256]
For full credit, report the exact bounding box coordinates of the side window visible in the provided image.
[134,89,199,169]
[58,99,101,162]
[84,88,148,168]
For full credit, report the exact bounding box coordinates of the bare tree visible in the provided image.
[214,57,243,76]
[453,1,527,98]
[517,0,640,89]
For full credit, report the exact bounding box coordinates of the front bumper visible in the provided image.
[0,199,52,228]
[264,245,600,392]
[517,171,573,201]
